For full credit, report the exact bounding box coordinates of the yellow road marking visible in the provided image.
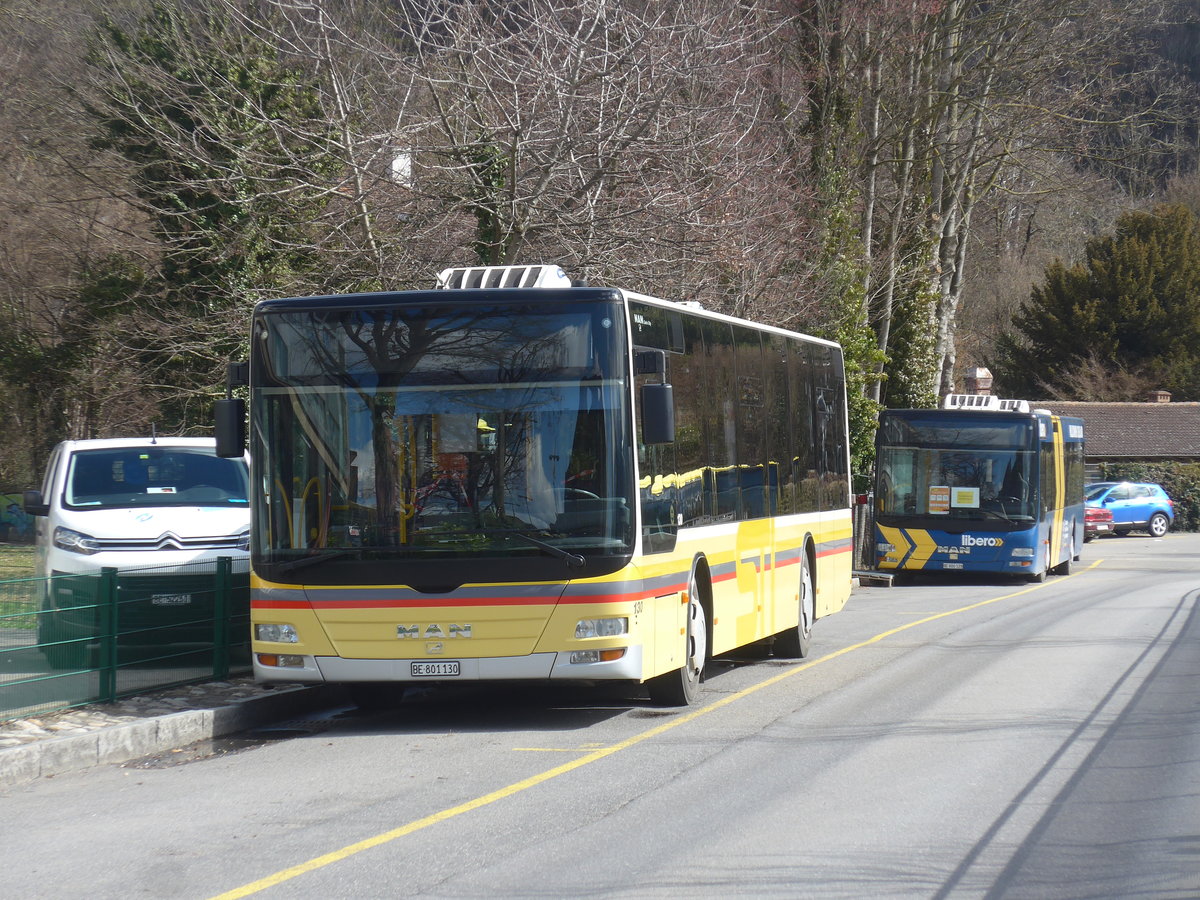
[211,560,1102,899]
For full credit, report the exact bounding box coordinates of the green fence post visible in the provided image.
[99,567,118,702]
[213,557,231,680]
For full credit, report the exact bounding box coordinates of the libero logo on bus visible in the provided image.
[961,535,1004,548]
[935,535,1005,553]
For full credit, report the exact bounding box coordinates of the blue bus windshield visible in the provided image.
[876,414,1038,523]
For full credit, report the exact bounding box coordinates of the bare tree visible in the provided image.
[1036,350,1159,402]
[788,0,1193,406]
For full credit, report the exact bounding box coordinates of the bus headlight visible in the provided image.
[575,617,628,639]
[1011,547,1035,558]
[876,542,895,553]
[255,623,299,643]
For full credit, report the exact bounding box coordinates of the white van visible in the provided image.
[22,437,250,666]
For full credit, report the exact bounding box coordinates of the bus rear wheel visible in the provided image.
[773,551,814,659]
[647,568,707,706]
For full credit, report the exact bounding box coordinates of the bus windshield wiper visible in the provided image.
[506,530,585,568]
[276,549,358,573]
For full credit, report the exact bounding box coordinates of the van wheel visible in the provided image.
[42,641,87,671]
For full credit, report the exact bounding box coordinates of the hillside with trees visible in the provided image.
[0,0,1197,490]
[995,204,1200,400]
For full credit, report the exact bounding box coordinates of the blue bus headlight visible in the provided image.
[1011,547,1034,558]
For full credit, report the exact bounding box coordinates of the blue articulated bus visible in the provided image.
[873,396,1085,581]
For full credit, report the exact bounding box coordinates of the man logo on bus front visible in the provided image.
[398,624,473,639]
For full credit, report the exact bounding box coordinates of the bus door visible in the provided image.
[733,328,771,644]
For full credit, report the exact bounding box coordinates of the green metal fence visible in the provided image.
[0,557,250,722]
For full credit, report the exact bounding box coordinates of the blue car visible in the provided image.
[1084,482,1175,538]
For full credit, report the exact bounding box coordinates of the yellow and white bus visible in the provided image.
[216,265,853,705]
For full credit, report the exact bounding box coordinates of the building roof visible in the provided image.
[1034,401,1200,459]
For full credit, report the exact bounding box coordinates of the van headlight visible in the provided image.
[236,530,251,552]
[53,527,102,555]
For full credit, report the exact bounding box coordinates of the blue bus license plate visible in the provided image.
[411,661,460,677]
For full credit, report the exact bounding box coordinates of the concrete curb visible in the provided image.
[0,684,344,789]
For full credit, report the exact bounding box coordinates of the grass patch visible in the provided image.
[0,544,34,580]
[0,549,39,629]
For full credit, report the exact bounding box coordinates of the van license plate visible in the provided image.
[411,661,460,677]
[151,593,192,606]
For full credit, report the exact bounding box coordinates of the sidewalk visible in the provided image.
[0,677,345,789]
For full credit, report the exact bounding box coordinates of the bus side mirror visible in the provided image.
[641,383,675,444]
[215,398,246,458]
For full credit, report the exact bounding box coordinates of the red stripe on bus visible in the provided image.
[815,544,851,559]
[252,583,690,611]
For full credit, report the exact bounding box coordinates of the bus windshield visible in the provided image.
[875,415,1037,523]
[252,299,634,576]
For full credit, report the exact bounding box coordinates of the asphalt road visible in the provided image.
[3,531,1198,899]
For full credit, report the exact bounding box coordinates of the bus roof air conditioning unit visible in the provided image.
[996,398,1031,413]
[435,265,572,290]
[942,394,1000,410]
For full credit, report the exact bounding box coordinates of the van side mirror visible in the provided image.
[641,383,675,444]
[23,489,48,517]
[215,398,246,458]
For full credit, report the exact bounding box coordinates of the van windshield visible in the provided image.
[64,448,249,510]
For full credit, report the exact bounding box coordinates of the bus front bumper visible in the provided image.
[252,646,645,684]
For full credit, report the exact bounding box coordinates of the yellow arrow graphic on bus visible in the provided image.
[905,529,938,569]
[876,524,910,570]
[877,525,939,570]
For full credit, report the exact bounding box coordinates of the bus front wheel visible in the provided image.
[1031,542,1051,582]
[773,551,814,659]
[647,568,707,706]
